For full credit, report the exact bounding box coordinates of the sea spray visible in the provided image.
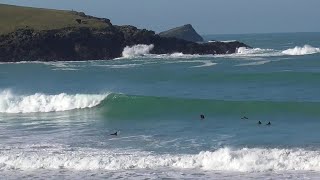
[282,45,320,55]
[122,44,154,58]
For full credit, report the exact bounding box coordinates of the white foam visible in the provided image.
[93,63,141,68]
[0,90,108,113]
[191,61,217,68]
[122,44,154,58]
[282,45,320,56]
[236,60,271,66]
[52,68,79,71]
[232,45,320,58]
[2,147,320,172]
[208,40,237,43]
[221,40,237,43]
[168,53,210,59]
[236,47,279,56]
[150,53,214,59]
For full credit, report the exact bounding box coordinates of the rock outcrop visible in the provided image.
[159,24,204,42]
[0,27,124,61]
[0,5,250,62]
[0,26,249,62]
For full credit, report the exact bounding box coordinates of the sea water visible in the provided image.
[0,32,320,179]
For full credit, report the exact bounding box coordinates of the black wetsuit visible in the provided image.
[110,132,118,136]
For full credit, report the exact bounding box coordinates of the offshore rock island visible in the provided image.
[159,24,204,42]
[0,4,250,62]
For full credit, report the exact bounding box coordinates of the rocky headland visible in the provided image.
[0,4,250,62]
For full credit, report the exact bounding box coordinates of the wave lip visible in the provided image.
[122,44,154,58]
[282,45,320,56]
[0,90,109,113]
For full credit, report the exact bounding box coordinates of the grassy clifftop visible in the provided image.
[0,4,109,35]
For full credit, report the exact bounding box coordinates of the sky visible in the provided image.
[1,0,320,35]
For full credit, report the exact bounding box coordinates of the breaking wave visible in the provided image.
[282,45,320,56]
[234,45,320,57]
[213,45,319,59]
[122,44,154,58]
[2,146,320,172]
[2,91,320,116]
[119,43,319,60]
[0,90,108,113]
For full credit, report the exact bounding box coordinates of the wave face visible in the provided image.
[1,146,320,172]
[122,44,154,58]
[2,92,320,116]
[100,94,320,119]
[282,45,320,55]
[0,90,108,113]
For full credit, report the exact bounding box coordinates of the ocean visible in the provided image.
[0,32,320,179]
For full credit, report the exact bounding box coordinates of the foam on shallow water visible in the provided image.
[1,145,320,172]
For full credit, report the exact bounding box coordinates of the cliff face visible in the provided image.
[159,24,204,42]
[0,27,124,61]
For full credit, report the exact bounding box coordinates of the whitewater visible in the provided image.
[1,32,320,179]
[2,146,320,172]
[0,90,108,113]
[120,43,320,59]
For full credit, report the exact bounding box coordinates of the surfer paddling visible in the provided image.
[241,116,249,120]
[110,131,118,136]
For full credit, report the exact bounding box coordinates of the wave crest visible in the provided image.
[122,44,154,58]
[282,45,320,56]
[0,90,108,113]
[231,45,320,58]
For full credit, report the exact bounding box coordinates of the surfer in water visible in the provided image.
[241,116,249,120]
[110,131,118,136]
[258,121,262,125]
[200,114,205,120]
[266,122,271,126]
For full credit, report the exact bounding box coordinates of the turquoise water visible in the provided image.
[1,32,320,179]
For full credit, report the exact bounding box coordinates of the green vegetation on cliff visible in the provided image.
[0,4,109,35]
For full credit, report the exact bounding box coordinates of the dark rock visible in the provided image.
[0,23,250,62]
[159,24,204,42]
[0,27,124,62]
[76,19,82,24]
